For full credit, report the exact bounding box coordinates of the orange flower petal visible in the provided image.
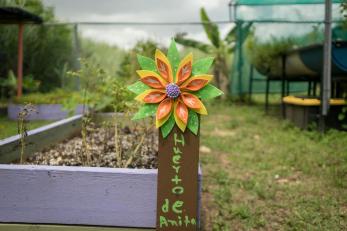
[180,75,213,91]
[156,111,172,128]
[176,53,192,85]
[173,100,188,132]
[181,93,203,109]
[156,98,173,120]
[135,89,166,103]
[176,101,188,125]
[136,70,167,89]
[155,49,173,83]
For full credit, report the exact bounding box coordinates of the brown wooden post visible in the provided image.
[17,23,24,98]
[129,40,221,230]
[156,125,200,230]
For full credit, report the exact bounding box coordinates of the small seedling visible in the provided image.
[80,114,93,165]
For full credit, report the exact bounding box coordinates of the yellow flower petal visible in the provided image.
[156,111,172,128]
[192,102,208,115]
[176,53,193,85]
[135,89,166,103]
[136,70,167,89]
[173,100,188,132]
[155,49,173,83]
[180,75,213,91]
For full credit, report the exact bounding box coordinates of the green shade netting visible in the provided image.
[236,0,343,5]
[230,25,347,95]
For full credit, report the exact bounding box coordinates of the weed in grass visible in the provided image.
[232,204,251,220]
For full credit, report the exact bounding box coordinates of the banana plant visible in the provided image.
[175,8,252,96]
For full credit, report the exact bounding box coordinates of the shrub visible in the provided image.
[67,59,135,113]
[12,89,83,104]
[0,0,73,93]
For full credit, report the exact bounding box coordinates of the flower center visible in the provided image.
[166,83,180,99]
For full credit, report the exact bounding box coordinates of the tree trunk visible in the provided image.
[214,68,220,90]
[219,71,229,99]
[214,58,229,99]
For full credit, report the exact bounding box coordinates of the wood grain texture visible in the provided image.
[0,115,82,163]
[157,126,200,230]
[0,223,154,231]
[0,165,202,228]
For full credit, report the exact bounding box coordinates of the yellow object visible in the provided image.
[283,96,346,106]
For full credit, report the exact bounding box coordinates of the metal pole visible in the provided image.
[73,23,81,90]
[16,23,24,98]
[237,22,243,96]
[73,23,81,70]
[320,0,332,132]
[228,1,237,95]
[228,1,236,22]
[228,2,232,22]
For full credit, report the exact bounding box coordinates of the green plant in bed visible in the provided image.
[12,89,83,105]
[246,36,296,76]
[246,25,324,77]
[67,59,134,114]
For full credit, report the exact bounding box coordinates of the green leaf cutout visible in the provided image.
[132,104,158,120]
[137,55,157,72]
[127,81,150,95]
[195,84,224,99]
[161,113,175,138]
[187,110,199,135]
[167,39,180,79]
[192,57,214,75]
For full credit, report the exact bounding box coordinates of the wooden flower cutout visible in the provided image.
[128,40,223,138]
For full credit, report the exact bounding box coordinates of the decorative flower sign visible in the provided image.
[128,40,223,138]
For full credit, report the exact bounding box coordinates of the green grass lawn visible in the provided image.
[0,116,53,140]
[200,102,347,230]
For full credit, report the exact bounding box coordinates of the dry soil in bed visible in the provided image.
[24,122,158,169]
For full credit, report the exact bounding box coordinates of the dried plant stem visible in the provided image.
[17,103,36,164]
[124,134,145,168]
[102,122,109,153]
[81,128,88,165]
[81,116,90,165]
[19,120,25,164]
[114,122,122,166]
[133,134,145,156]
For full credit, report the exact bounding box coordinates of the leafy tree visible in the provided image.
[81,39,126,76]
[66,59,134,113]
[175,8,252,96]
[117,39,165,82]
[0,0,73,94]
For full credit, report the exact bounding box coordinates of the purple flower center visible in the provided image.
[166,83,180,99]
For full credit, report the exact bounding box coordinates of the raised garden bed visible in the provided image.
[0,114,202,230]
[7,103,84,120]
[283,96,347,130]
[0,115,82,163]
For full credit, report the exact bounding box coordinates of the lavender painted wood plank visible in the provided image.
[0,165,157,228]
[0,223,154,231]
[0,115,82,163]
[0,165,202,228]
[8,104,84,120]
